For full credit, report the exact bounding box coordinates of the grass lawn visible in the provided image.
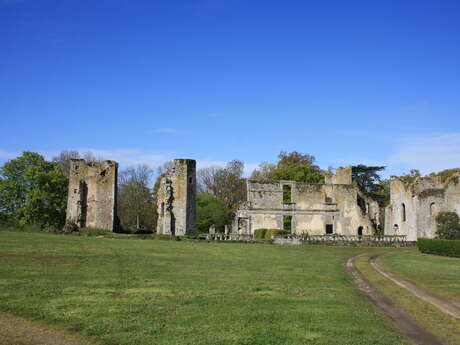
[355,252,460,345]
[0,231,408,345]
[378,248,460,304]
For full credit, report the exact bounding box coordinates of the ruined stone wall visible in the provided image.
[156,159,196,236]
[236,166,379,236]
[384,174,460,240]
[66,159,118,231]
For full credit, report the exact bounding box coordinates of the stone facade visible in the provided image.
[384,174,460,240]
[66,159,118,231]
[234,167,379,236]
[156,159,196,236]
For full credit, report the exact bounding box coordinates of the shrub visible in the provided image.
[265,229,290,239]
[417,238,460,257]
[62,221,78,234]
[254,229,290,239]
[435,211,460,239]
[254,229,267,239]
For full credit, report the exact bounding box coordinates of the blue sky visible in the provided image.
[1,0,459,177]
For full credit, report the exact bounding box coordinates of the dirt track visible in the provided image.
[0,313,96,345]
[370,252,460,320]
[346,254,444,345]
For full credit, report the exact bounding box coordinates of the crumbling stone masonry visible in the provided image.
[384,174,460,240]
[234,166,380,236]
[66,159,118,231]
[156,159,196,236]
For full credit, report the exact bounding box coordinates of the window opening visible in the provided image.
[283,215,292,232]
[283,185,292,204]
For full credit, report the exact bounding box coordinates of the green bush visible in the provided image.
[62,221,78,234]
[265,229,290,239]
[435,211,460,239]
[253,229,267,239]
[417,238,460,257]
[254,229,290,239]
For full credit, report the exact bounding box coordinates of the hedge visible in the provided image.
[417,238,460,257]
[254,229,290,239]
[254,229,267,239]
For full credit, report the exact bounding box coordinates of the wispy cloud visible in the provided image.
[0,147,259,177]
[0,149,18,160]
[154,128,190,135]
[388,132,460,174]
[192,159,258,177]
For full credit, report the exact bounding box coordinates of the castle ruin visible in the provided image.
[66,159,118,231]
[384,174,460,240]
[234,167,380,236]
[156,159,196,236]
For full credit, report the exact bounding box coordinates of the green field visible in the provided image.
[0,231,409,345]
[379,249,460,304]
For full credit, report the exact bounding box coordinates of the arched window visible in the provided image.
[402,203,406,222]
[430,202,436,216]
[357,226,363,236]
[161,202,165,217]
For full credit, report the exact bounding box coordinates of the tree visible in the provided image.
[435,212,460,240]
[0,152,68,229]
[277,151,316,166]
[249,162,276,182]
[197,160,246,213]
[196,193,232,233]
[429,168,460,183]
[352,165,387,206]
[52,150,105,178]
[251,151,324,183]
[118,164,155,231]
[270,163,324,183]
[52,150,80,178]
[397,169,421,184]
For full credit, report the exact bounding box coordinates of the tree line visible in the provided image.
[1,150,459,234]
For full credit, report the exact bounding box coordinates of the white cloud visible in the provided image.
[0,149,18,160]
[389,132,460,174]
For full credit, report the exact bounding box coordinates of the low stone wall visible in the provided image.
[206,233,416,247]
[206,233,255,241]
[274,235,416,247]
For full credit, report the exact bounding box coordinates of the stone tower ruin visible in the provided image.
[156,159,196,236]
[384,173,460,240]
[66,159,118,231]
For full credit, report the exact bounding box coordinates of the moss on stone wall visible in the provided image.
[418,188,445,199]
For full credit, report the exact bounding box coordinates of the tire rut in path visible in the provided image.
[370,252,460,320]
[346,254,444,345]
[0,312,96,345]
